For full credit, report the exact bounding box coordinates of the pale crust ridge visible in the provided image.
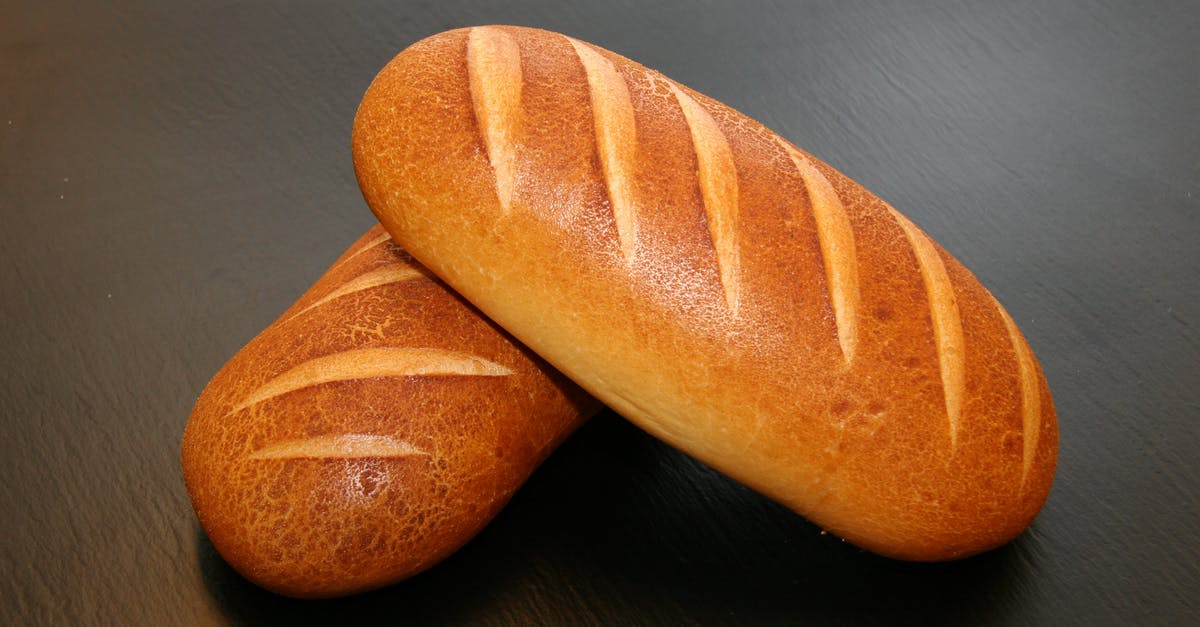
[332,230,393,269]
[887,207,966,448]
[287,265,425,322]
[567,37,639,261]
[997,301,1041,488]
[780,141,861,362]
[232,347,514,413]
[668,82,741,314]
[467,27,523,213]
[248,434,427,460]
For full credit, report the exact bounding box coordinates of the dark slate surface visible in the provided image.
[2,1,1197,624]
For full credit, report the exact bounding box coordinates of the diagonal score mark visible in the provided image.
[668,82,741,314]
[779,140,861,362]
[467,26,523,213]
[284,265,425,323]
[331,230,394,270]
[887,206,966,449]
[567,36,639,262]
[248,434,427,460]
[995,301,1042,489]
[232,347,513,413]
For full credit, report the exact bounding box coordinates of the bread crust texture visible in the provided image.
[182,226,597,598]
[352,26,1057,560]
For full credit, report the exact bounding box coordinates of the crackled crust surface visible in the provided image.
[182,226,597,597]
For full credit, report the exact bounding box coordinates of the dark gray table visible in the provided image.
[3,1,1197,624]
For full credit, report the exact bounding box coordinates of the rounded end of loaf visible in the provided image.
[350,26,1058,563]
[182,414,455,599]
[182,395,483,599]
[806,283,1059,563]
[596,317,1059,563]
[811,395,1058,562]
[181,227,596,597]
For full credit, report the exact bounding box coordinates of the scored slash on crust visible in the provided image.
[285,264,425,323]
[467,27,523,213]
[668,82,742,315]
[887,207,966,450]
[778,140,861,363]
[996,301,1042,489]
[231,347,514,414]
[248,434,428,460]
[568,36,640,263]
[331,230,394,270]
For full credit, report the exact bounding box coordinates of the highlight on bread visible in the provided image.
[352,25,1058,561]
[181,225,599,598]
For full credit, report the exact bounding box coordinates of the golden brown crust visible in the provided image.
[181,225,598,598]
[352,26,1057,561]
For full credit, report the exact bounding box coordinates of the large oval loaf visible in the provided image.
[182,225,598,598]
[352,26,1058,561]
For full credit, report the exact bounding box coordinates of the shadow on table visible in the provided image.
[197,412,1041,625]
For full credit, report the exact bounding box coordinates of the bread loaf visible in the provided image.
[352,26,1058,560]
[181,225,598,598]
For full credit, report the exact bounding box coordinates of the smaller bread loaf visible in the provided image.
[182,225,598,598]
[353,26,1058,561]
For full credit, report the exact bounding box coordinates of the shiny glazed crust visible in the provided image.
[181,226,597,598]
[352,26,1057,560]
